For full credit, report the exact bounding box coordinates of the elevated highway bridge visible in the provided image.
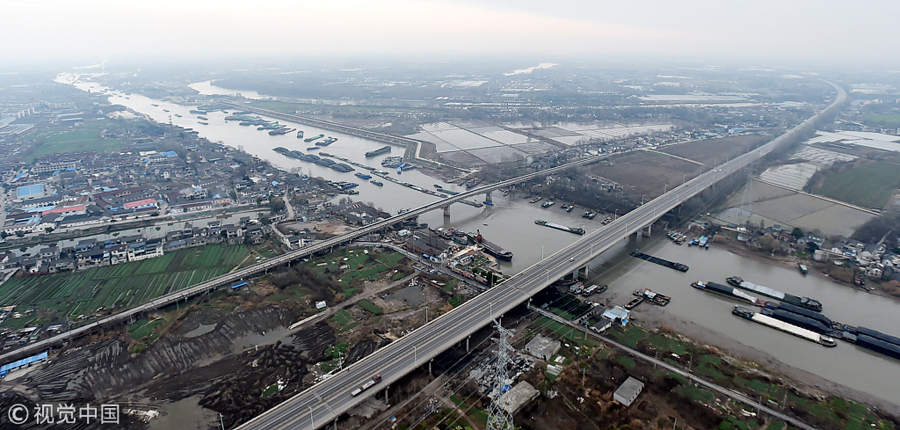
[236,82,845,430]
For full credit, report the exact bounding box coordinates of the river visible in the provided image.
[64,77,900,408]
[587,234,900,408]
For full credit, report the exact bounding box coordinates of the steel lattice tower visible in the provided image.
[486,321,515,430]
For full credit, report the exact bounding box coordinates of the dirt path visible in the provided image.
[286,272,419,333]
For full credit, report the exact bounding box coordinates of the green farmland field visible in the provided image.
[0,244,250,327]
[815,161,900,209]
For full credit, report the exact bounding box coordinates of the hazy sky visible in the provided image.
[3,0,899,65]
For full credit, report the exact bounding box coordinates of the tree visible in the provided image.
[791,227,804,239]
[44,227,54,234]
[0,231,7,239]
[15,231,24,238]
[269,196,286,213]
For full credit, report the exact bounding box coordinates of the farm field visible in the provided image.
[0,244,250,328]
[29,119,127,160]
[813,161,900,209]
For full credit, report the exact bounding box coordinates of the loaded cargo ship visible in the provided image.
[534,220,584,235]
[761,308,830,334]
[365,145,392,157]
[691,281,762,306]
[733,306,836,347]
[304,133,325,143]
[727,277,822,312]
[629,251,688,272]
[355,172,372,180]
[852,327,900,360]
[468,230,513,261]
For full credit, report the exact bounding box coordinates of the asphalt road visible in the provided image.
[237,84,846,430]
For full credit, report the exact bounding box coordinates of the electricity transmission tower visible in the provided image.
[486,321,515,430]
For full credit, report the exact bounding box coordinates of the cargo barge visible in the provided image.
[733,306,836,347]
[727,276,822,312]
[355,172,372,180]
[853,327,900,360]
[269,127,295,136]
[634,288,670,306]
[762,308,831,334]
[764,302,833,329]
[468,230,513,261]
[317,137,338,146]
[629,251,688,272]
[534,220,584,235]
[691,281,762,306]
[304,133,325,143]
[365,145,392,157]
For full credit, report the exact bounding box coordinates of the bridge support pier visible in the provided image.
[484,191,492,204]
[466,335,470,352]
[428,359,432,375]
[385,386,389,402]
[443,205,450,218]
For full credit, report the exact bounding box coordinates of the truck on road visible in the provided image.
[351,374,383,396]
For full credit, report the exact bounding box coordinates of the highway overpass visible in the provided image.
[236,82,846,430]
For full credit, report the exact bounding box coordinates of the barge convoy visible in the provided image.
[733,306,836,347]
[727,276,822,312]
[629,251,688,272]
[534,220,585,235]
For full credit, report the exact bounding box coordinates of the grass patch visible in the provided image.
[609,326,646,348]
[765,421,785,430]
[815,161,900,208]
[262,383,279,397]
[718,416,752,430]
[357,300,383,315]
[676,385,713,403]
[647,334,689,355]
[338,321,360,333]
[331,310,353,326]
[616,355,635,369]
[30,119,126,160]
[862,113,900,128]
[129,319,162,340]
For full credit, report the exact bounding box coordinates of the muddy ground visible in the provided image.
[0,247,472,429]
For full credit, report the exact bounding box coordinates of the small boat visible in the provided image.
[799,263,808,275]
[370,180,384,186]
[307,147,319,151]
[541,200,554,208]
[529,196,542,203]
[624,296,644,309]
